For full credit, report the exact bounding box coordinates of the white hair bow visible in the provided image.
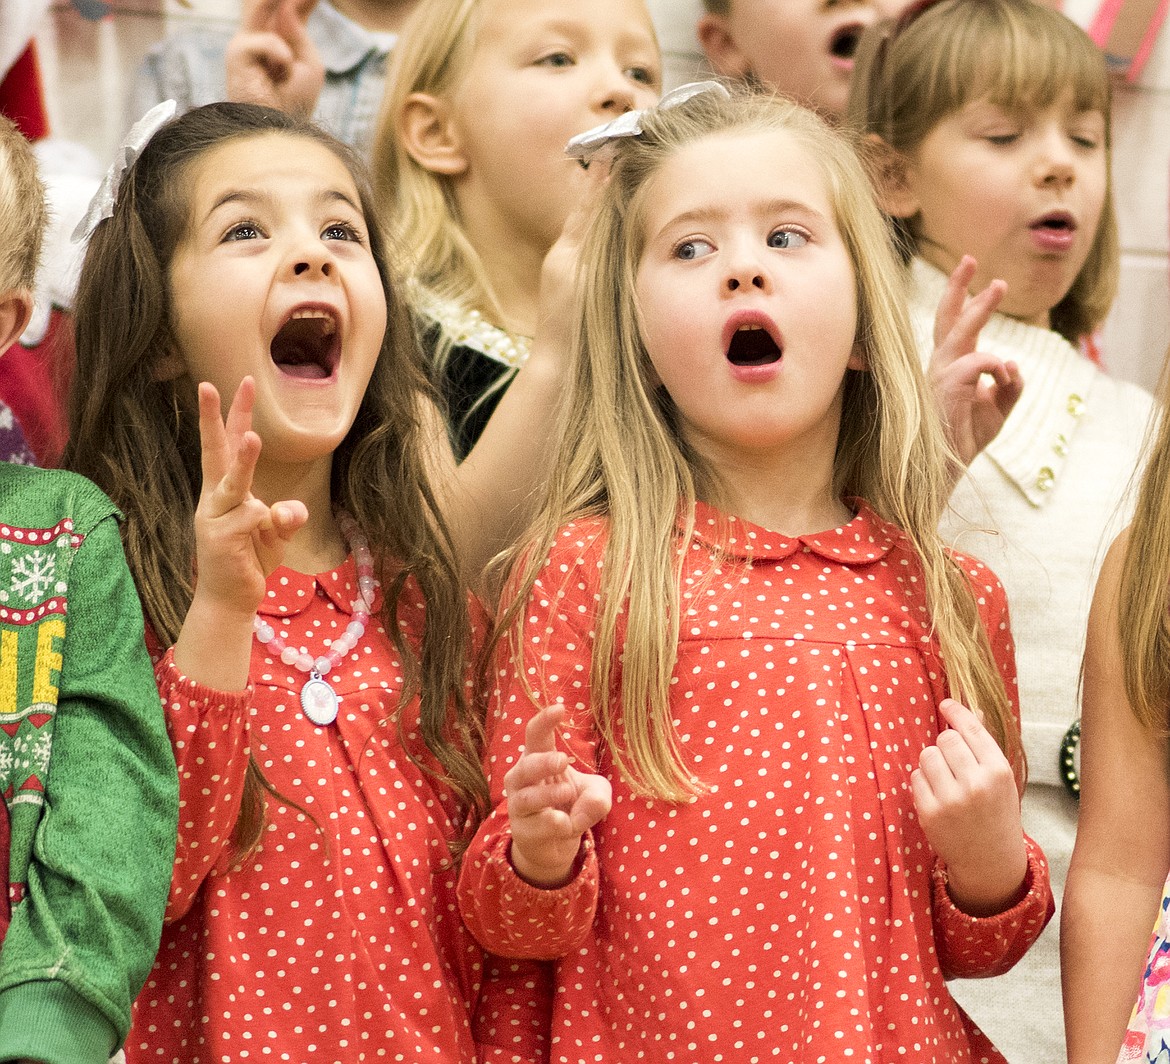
[565,81,731,166]
[72,99,177,243]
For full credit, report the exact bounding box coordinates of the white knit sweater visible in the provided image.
[910,257,1155,1059]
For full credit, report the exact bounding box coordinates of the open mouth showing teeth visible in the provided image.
[830,23,862,60]
[270,311,339,380]
[727,324,782,366]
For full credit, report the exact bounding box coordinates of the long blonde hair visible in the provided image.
[847,0,1118,343]
[370,0,504,334]
[496,88,1020,801]
[1117,348,1170,731]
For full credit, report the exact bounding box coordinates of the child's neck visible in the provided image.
[329,0,415,33]
[462,219,544,340]
[698,445,851,538]
[253,457,349,574]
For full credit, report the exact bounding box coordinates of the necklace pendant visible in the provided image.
[301,671,339,726]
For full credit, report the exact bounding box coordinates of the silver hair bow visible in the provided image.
[72,99,177,243]
[565,81,731,165]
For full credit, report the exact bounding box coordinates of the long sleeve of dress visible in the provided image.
[153,648,252,922]
[930,560,1055,978]
[460,531,608,961]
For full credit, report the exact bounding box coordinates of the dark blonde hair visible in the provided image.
[1117,348,1170,731]
[848,0,1118,342]
[64,103,487,850]
[0,115,46,293]
[496,88,1020,800]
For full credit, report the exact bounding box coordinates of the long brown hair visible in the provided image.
[494,88,1020,801]
[64,103,487,851]
[847,0,1118,343]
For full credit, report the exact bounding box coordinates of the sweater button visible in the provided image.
[1036,466,1055,492]
[1067,393,1085,417]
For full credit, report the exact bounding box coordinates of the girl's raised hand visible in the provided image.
[911,698,1028,917]
[505,704,612,889]
[193,378,307,618]
[225,0,324,119]
[929,256,1023,472]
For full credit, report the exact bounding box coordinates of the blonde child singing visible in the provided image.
[64,102,544,1064]
[371,0,661,457]
[848,2,1154,1054]
[457,86,1052,1064]
[1063,349,1170,1062]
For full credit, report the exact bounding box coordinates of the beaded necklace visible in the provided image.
[252,511,377,726]
[421,295,531,369]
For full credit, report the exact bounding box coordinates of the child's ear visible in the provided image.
[848,341,867,372]
[399,92,468,177]
[696,13,752,79]
[863,133,919,219]
[0,289,33,356]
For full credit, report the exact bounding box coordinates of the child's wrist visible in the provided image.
[509,839,581,890]
[943,841,1029,917]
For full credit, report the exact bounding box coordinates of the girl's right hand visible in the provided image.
[225,0,324,119]
[505,704,612,889]
[192,378,307,619]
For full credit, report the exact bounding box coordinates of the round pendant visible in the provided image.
[301,674,339,726]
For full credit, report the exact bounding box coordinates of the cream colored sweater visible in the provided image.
[910,257,1155,1061]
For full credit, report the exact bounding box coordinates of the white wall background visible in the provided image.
[29,0,1170,392]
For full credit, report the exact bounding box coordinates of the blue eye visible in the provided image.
[627,65,659,86]
[675,238,713,260]
[768,229,807,249]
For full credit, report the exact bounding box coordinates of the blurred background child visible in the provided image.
[849,0,1155,1056]
[372,0,661,457]
[0,113,177,1064]
[459,86,1051,1064]
[695,0,911,118]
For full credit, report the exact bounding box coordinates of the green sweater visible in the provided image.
[0,465,177,1064]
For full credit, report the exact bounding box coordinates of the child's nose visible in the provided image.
[293,259,333,277]
[596,68,638,115]
[725,260,769,293]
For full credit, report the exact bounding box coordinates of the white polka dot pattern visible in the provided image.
[126,559,547,1064]
[459,503,1053,1064]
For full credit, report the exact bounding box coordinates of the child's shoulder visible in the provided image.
[946,546,1010,613]
[0,464,119,540]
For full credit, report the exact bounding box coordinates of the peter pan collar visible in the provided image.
[690,500,899,564]
[910,257,1099,508]
[258,554,384,619]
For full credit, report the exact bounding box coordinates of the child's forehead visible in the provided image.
[186,133,360,197]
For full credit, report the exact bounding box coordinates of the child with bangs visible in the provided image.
[457,85,1052,1064]
[849,0,1154,1056]
[371,0,661,460]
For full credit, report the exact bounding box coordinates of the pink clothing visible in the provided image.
[126,557,546,1064]
[459,503,1053,1064]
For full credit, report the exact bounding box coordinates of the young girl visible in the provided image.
[848,2,1154,1055]
[370,0,661,457]
[1062,349,1170,1062]
[457,86,1052,1064]
[63,102,543,1064]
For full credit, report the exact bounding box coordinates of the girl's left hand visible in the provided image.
[911,698,1028,916]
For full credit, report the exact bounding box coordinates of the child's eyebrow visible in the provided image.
[653,199,828,238]
[204,187,363,220]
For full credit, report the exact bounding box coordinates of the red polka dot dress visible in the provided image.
[459,503,1053,1064]
[125,558,548,1064]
